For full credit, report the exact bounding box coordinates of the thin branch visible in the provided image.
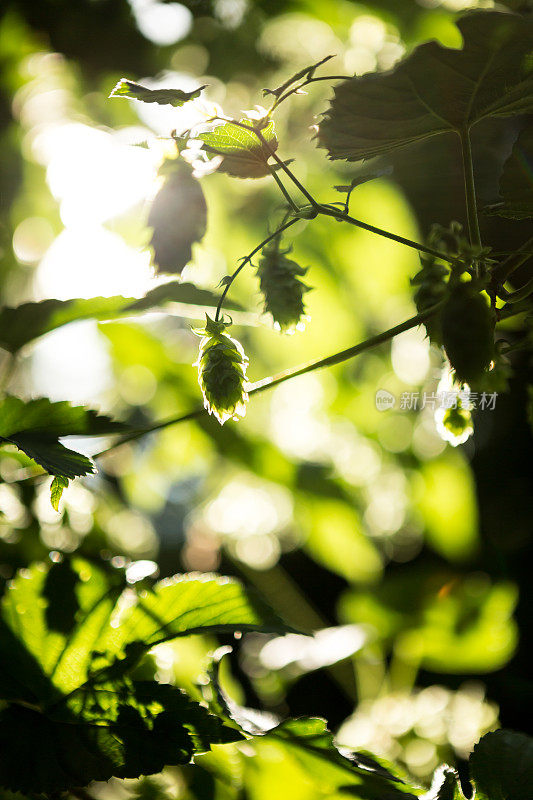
[268,74,352,113]
[254,126,320,209]
[316,204,458,264]
[207,116,458,264]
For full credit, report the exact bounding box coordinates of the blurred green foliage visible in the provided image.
[1,0,532,797]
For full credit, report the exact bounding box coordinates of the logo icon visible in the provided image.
[375,389,395,411]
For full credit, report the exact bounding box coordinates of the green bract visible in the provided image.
[257,235,310,333]
[194,315,249,424]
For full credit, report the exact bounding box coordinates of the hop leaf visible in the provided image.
[257,235,310,333]
[194,316,249,425]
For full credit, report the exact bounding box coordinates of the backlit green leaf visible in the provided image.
[265,717,420,797]
[194,118,278,178]
[100,572,295,656]
[0,557,286,793]
[0,558,123,703]
[0,395,127,478]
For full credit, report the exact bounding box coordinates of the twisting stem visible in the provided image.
[208,116,458,264]
[94,303,443,458]
[246,121,456,263]
[269,74,352,113]
[459,128,481,248]
[214,217,300,321]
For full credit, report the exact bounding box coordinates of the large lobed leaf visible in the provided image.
[264,718,420,798]
[0,557,291,793]
[319,11,533,162]
[470,729,533,800]
[484,123,533,219]
[205,651,419,798]
[0,281,238,353]
[0,681,239,794]
[100,572,294,656]
[0,395,127,478]
[193,118,278,178]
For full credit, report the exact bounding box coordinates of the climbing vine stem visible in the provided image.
[214,216,300,322]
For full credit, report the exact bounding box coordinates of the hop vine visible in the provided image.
[194,315,249,424]
[257,233,310,333]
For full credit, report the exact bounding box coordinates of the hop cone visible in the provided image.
[257,236,310,333]
[194,315,249,424]
[411,256,448,345]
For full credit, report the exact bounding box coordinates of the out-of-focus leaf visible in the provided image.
[484,124,533,219]
[341,567,517,674]
[0,680,239,794]
[0,282,238,353]
[0,395,127,478]
[0,296,137,353]
[265,717,420,797]
[396,578,518,673]
[194,118,278,178]
[319,11,533,162]
[302,499,382,583]
[101,573,296,655]
[110,79,207,107]
[148,160,207,274]
[126,282,242,313]
[470,729,533,800]
[417,456,479,561]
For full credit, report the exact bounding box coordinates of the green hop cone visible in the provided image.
[257,235,310,333]
[194,315,249,424]
[441,282,495,385]
[436,405,474,447]
[411,256,448,346]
